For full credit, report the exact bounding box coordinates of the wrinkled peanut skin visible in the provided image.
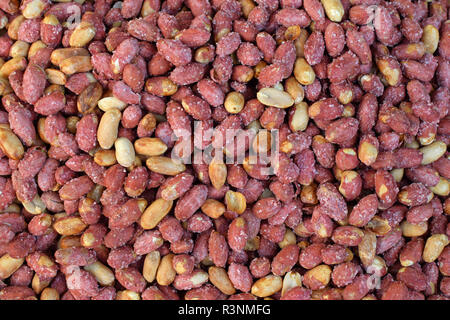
[0,0,448,302]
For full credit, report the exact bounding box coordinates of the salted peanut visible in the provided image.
[281,271,302,296]
[257,87,294,108]
[366,216,391,236]
[209,158,227,190]
[10,41,30,58]
[60,56,93,75]
[225,191,246,214]
[429,177,449,197]
[28,41,47,59]
[420,141,446,165]
[140,198,173,229]
[285,25,302,41]
[400,221,428,237]
[0,126,24,160]
[45,69,67,85]
[0,57,27,78]
[278,229,296,248]
[22,194,46,215]
[146,156,186,175]
[252,130,272,154]
[50,48,90,66]
[40,288,60,300]
[201,199,226,219]
[116,290,141,300]
[421,25,439,54]
[285,77,304,104]
[251,275,282,297]
[70,21,96,48]
[94,149,117,166]
[53,216,87,236]
[390,168,404,183]
[98,108,121,149]
[423,234,449,263]
[225,92,245,114]
[143,251,161,283]
[134,137,168,156]
[84,261,115,286]
[115,137,135,168]
[304,265,332,289]
[31,273,50,294]
[7,15,25,40]
[321,0,344,22]
[332,83,353,105]
[240,0,256,18]
[294,58,315,85]
[98,96,127,112]
[358,231,376,266]
[156,254,176,286]
[338,170,361,200]
[0,254,24,280]
[209,266,236,295]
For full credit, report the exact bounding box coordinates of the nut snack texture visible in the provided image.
[0,0,449,301]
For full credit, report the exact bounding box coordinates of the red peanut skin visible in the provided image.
[22,64,46,105]
[252,198,282,220]
[348,194,378,227]
[59,176,94,201]
[227,217,248,251]
[174,185,208,221]
[325,23,346,58]
[317,182,348,222]
[208,231,229,268]
[281,287,312,300]
[271,244,299,276]
[8,106,36,147]
[332,262,360,288]
[0,286,36,300]
[227,263,252,293]
[341,274,370,300]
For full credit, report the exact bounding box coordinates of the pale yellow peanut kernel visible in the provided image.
[257,87,294,108]
[294,58,315,85]
[321,0,344,22]
[114,137,136,168]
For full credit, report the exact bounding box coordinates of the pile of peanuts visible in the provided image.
[0,0,448,301]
